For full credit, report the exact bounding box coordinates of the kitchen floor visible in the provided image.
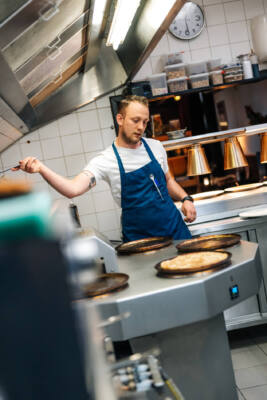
[228,324,267,400]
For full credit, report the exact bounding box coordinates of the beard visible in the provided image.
[121,130,142,145]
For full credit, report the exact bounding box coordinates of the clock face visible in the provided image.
[169,2,204,40]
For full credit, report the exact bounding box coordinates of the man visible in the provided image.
[14,95,196,241]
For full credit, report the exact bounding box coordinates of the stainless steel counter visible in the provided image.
[93,240,261,400]
[96,240,261,341]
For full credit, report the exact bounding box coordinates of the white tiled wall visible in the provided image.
[1,90,122,241]
[134,0,267,81]
[2,0,265,240]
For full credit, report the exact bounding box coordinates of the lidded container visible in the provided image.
[190,72,209,89]
[187,61,208,76]
[164,63,187,79]
[210,70,223,85]
[207,58,222,71]
[148,73,168,96]
[224,73,243,83]
[166,52,184,65]
[167,77,188,93]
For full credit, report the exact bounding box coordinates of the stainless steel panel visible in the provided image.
[3,0,89,71]
[0,51,35,129]
[0,0,32,27]
[95,241,261,341]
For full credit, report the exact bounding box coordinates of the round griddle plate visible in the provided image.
[224,183,263,193]
[155,250,232,275]
[176,234,241,252]
[116,236,172,254]
[192,190,224,201]
[83,273,129,297]
[156,261,231,278]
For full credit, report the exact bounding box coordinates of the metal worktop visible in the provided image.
[96,240,261,341]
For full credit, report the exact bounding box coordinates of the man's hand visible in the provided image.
[12,157,43,174]
[181,200,196,223]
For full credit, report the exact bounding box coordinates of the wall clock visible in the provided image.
[169,1,205,40]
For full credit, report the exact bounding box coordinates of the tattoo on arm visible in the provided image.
[82,171,96,189]
[88,176,96,189]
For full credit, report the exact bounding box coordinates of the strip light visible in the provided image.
[106,0,141,50]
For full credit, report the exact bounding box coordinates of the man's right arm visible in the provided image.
[13,157,96,198]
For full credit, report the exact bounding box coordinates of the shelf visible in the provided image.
[148,71,267,102]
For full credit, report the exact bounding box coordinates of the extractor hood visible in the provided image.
[0,0,186,151]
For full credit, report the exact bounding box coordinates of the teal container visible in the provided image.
[0,191,52,241]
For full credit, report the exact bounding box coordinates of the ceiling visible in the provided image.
[0,0,186,152]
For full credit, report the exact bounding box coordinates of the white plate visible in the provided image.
[262,181,267,186]
[239,208,267,218]
[192,190,224,200]
[224,183,263,193]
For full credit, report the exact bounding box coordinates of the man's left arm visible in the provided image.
[165,171,197,223]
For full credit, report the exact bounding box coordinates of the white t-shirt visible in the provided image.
[84,138,169,206]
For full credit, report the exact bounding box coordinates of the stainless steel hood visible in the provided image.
[0,0,186,151]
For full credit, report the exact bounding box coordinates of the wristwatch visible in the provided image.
[181,195,194,203]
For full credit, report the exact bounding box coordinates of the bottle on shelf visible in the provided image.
[250,49,260,78]
[238,54,253,79]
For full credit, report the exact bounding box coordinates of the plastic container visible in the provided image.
[250,51,260,78]
[190,73,209,88]
[167,77,188,92]
[164,63,187,79]
[224,73,243,83]
[210,70,223,85]
[207,59,222,71]
[238,54,253,79]
[167,52,184,65]
[187,61,208,76]
[223,63,242,74]
[148,73,168,96]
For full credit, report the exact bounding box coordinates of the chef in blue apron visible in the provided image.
[112,96,196,242]
[14,96,196,242]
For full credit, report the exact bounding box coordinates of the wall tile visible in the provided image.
[133,58,152,81]
[65,154,86,176]
[93,191,115,213]
[227,21,249,44]
[150,34,170,57]
[211,44,232,63]
[1,143,22,167]
[243,0,264,19]
[58,114,80,136]
[84,151,102,164]
[224,1,246,23]
[45,157,67,176]
[241,385,267,400]
[102,229,121,241]
[81,130,104,152]
[61,134,83,156]
[150,55,168,74]
[42,137,63,159]
[74,192,95,216]
[80,213,99,230]
[20,129,40,143]
[20,141,43,160]
[191,47,212,62]
[96,210,118,231]
[189,28,209,50]
[97,107,114,129]
[167,32,190,53]
[203,0,222,5]
[235,364,267,389]
[39,120,59,139]
[264,0,267,13]
[101,128,116,148]
[205,4,226,26]
[208,24,229,46]
[230,41,251,60]
[77,109,100,132]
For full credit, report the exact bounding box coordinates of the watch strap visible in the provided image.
[181,195,194,203]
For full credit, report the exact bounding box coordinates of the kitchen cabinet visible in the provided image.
[190,200,267,330]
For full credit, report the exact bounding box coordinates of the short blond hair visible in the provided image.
[118,95,149,116]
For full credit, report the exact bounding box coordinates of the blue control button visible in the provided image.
[229,284,239,300]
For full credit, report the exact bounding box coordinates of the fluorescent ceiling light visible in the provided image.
[106,0,141,50]
[92,0,108,27]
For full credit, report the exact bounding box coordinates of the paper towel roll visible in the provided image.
[251,15,267,62]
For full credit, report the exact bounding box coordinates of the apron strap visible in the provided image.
[112,142,126,186]
[141,138,157,162]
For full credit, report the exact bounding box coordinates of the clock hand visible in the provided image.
[184,19,190,35]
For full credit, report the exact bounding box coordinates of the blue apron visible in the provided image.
[112,138,191,242]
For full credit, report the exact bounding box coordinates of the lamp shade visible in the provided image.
[260,132,267,163]
[187,144,211,176]
[224,137,248,170]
